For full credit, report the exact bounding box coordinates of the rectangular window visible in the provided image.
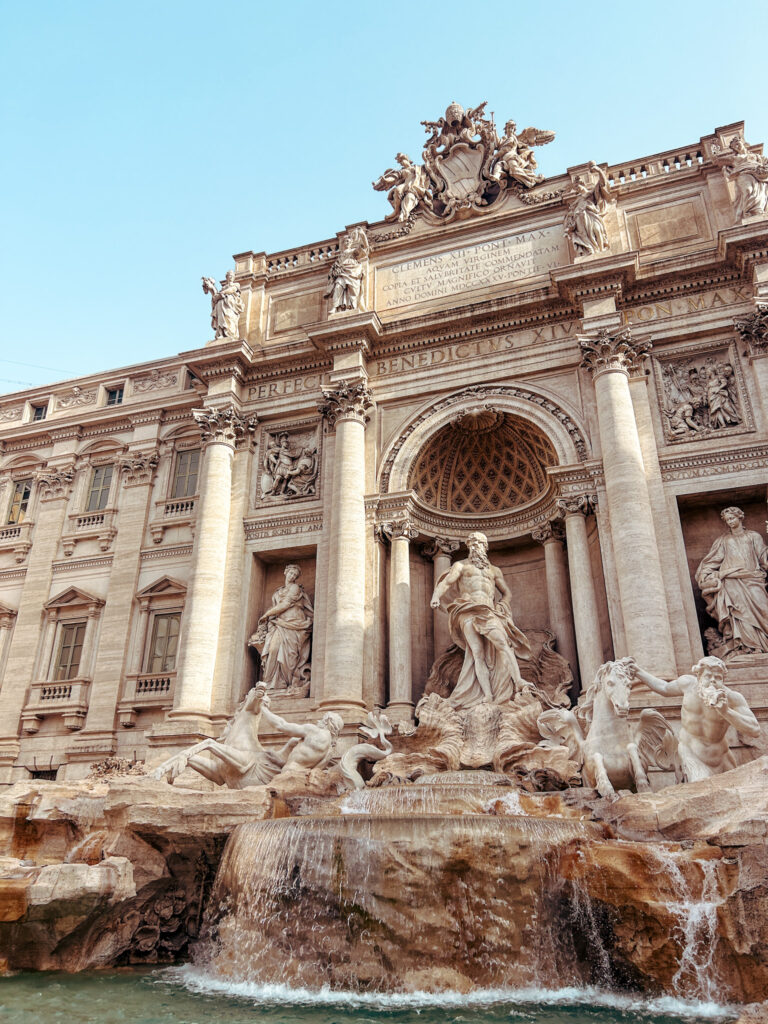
[32,404,47,421]
[86,465,113,512]
[171,449,200,499]
[147,613,181,673]
[106,386,124,406]
[7,478,32,525]
[54,621,87,680]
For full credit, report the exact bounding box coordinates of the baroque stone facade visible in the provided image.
[1,109,768,782]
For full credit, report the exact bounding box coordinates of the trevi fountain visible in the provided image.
[2,104,768,1023]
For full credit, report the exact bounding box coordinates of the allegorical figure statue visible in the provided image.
[248,564,313,693]
[563,162,612,256]
[713,135,768,220]
[325,228,368,313]
[202,269,244,339]
[695,506,768,657]
[429,531,530,709]
[372,152,434,222]
[488,120,554,189]
[630,656,760,782]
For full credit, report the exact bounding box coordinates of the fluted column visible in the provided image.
[580,327,676,677]
[318,380,373,715]
[531,521,579,688]
[381,518,418,719]
[0,465,75,781]
[170,406,256,727]
[422,537,460,659]
[556,497,604,689]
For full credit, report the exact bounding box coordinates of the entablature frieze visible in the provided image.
[658,441,768,482]
[140,543,194,562]
[51,555,114,575]
[243,510,323,541]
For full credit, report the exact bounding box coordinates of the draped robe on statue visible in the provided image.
[436,570,531,709]
[695,529,768,655]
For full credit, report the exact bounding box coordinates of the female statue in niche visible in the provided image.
[695,506,768,658]
[248,564,314,693]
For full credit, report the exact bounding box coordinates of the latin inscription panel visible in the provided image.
[375,226,568,311]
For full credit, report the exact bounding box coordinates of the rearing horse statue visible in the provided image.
[537,657,680,799]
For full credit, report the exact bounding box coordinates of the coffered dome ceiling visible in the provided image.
[409,409,558,515]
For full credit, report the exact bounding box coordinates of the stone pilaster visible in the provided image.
[165,406,256,734]
[579,326,676,677]
[421,537,460,660]
[0,464,75,781]
[735,302,768,421]
[69,450,160,763]
[531,521,579,689]
[380,517,418,719]
[555,497,604,690]
[317,379,373,716]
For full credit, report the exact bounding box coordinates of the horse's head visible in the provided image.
[595,658,635,717]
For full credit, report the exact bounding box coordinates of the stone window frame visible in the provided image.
[61,445,124,557]
[0,601,17,688]
[149,432,201,544]
[0,458,44,563]
[651,336,755,447]
[22,586,104,734]
[118,576,187,728]
[169,446,201,500]
[102,382,125,407]
[85,464,115,513]
[6,477,33,525]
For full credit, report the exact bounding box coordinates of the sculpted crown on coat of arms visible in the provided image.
[373,101,555,224]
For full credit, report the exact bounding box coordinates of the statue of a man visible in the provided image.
[429,531,531,708]
[629,656,760,781]
[259,698,343,773]
[695,506,768,657]
[202,269,244,339]
[249,564,313,692]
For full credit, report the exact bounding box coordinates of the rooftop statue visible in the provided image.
[629,656,760,782]
[201,269,244,340]
[374,102,554,223]
[324,227,369,313]
[430,531,531,708]
[695,506,768,657]
[538,658,680,799]
[712,134,768,220]
[563,162,612,256]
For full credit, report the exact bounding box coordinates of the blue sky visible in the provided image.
[1,1,766,394]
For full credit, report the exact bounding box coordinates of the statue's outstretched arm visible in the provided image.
[260,704,307,738]
[721,691,761,739]
[629,661,685,697]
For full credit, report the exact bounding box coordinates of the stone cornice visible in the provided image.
[181,340,256,386]
[306,310,382,357]
[658,440,768,481]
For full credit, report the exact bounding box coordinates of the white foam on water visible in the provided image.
[164,965,735,1020]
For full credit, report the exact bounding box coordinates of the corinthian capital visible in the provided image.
[579,325,651,378]
[734,304,768,354]
[318,379,374,430]
[378,517,418,542]
[422,536,461,560]
[193,405,258,447]
[531,521,564,545]
[557,493,598,517]
[120,450,159,487]
[38,465,76,502]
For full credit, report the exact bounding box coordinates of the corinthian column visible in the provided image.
[318,380,373,715]
[422,537,460,659]
[555,498,603,689]
[169,406,256,729]
[580,327,675,676]
[381,517,418,720]
[531,521,579,687]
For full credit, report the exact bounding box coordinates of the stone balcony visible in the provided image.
[149,497,197,544]
[0,520,33,563]
[61,509,118,557]
[118,671,176,728]
[22,679,91,733]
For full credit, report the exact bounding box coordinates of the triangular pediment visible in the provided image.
[137,576,187,599]
[45,586,104,610]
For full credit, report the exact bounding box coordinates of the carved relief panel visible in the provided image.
[255,420,321,506]
[653,341,753,445]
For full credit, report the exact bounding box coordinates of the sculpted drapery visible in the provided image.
[250,565,314,692]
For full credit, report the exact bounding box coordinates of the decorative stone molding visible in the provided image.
[658,441,768,481]
[192,406,258,447]
[120,450,160,487]
[579,325,652,378]
[734,304,768,355]
[0,406,22,423]
[318,380,374,430]
[37,465,76,502]
[556,494,598,517]
[243,511,323,541]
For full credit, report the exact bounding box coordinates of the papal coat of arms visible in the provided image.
[373,101,555,224]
